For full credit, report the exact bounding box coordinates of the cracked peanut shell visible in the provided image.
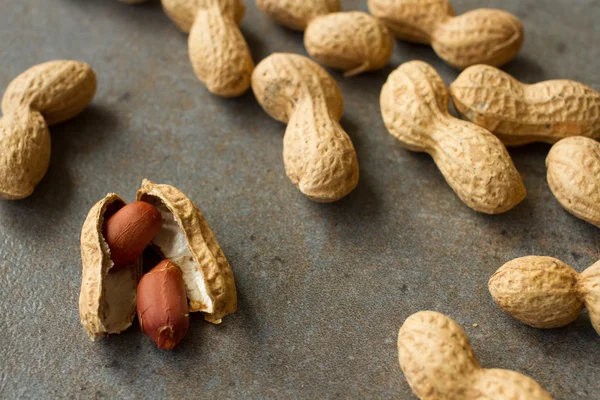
[137,179,236,323]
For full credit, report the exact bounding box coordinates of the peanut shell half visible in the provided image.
[137,179,237,324]
[79,194,141,340]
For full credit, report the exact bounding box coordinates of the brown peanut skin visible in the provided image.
[489,256,600,335]
[368,0,523,69]
[398,311,553,400]
[137,260,189,350]
[451,65,600,145]
[304,12,393,77]
[546,137,600,228]
[104,201,162,267]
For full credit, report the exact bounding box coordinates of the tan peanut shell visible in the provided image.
[79,180,236,340]
[137,179,236,323]
[256,0,339,31]
[398,311,552,400]
[80,194,142,340]
[251,53,359,202]
[489,256,600,334]
[161,0,253,97]
[450,66,600,146]
[546,137,600,227]
[380,60,525,214]
[368,0,523,69]
[304,12,393,77]
[0,60,96,200]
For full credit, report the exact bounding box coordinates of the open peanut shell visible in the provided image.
[79,194,141,340]
[79,180,236,340]
[137,179,236,324]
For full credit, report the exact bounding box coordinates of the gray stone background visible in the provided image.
[1,0,599,398]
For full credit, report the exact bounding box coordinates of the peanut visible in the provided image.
[546,137,600,228]
[137,179,236,323]
[368,0,524,69]
[251,53,359,202]
[137,260,190,350]
[450,65,600,146]
[104,201,162,267]
[304,12,393,77]
[489,256,600,334]
[380,60,525,214]
[256,0,339,31]
[80,180,236,340]
[0,60,96,199]
[161,0,254,97]
[398,311,552,400]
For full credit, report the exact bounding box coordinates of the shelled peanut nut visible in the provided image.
[380,60,525,214]
[398,311,552,400]
[489,256,600,334]
[368,0,524,69]
[256,0,339,31]
[137,260,189,350]
[304,11,393,76]
[450,65,600,145]
[546,137,600,228]
[161,0,254,97]
[0,60,96,200]
[79,179,236,340]
[251,53,359,202]
[104,201,162,267]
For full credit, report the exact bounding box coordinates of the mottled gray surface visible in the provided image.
[1,0,599,398]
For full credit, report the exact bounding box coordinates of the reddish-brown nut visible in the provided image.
[137,260,189,350]
[104,201,162,267]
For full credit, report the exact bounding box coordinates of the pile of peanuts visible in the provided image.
[0,0,598,398]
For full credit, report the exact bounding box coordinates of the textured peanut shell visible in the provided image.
[380,61,525,214]
[304,12,393,77]
[161,0,253,97]
[252,53,359,202]
[368,0,523,69]
[0,110,50,200]
[256,0,339,31]
[0,60,96,200]
[451,65,600,145]
[368,0,455,44]
[489,256,583,328]
[398,311,552,400]
[489,256,600,334]
[79,194,141,340]
[2,60,97,126]
[546,137,600,227]
[137,179,236,323]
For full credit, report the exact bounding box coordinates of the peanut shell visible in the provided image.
[137,179,236,323]
[256,0,339,31]
[0,60,96,200]
[398,311,552,400]
[380,60,525,214]
[450,65,600,145]
[489,256,600,334]
[79,194,141,340]
[368,0,523,69]
[304,12,393,77]
[546,137,600,228]
[2,60,96,126]
[252,53,359,202]
[161,0,253,97]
